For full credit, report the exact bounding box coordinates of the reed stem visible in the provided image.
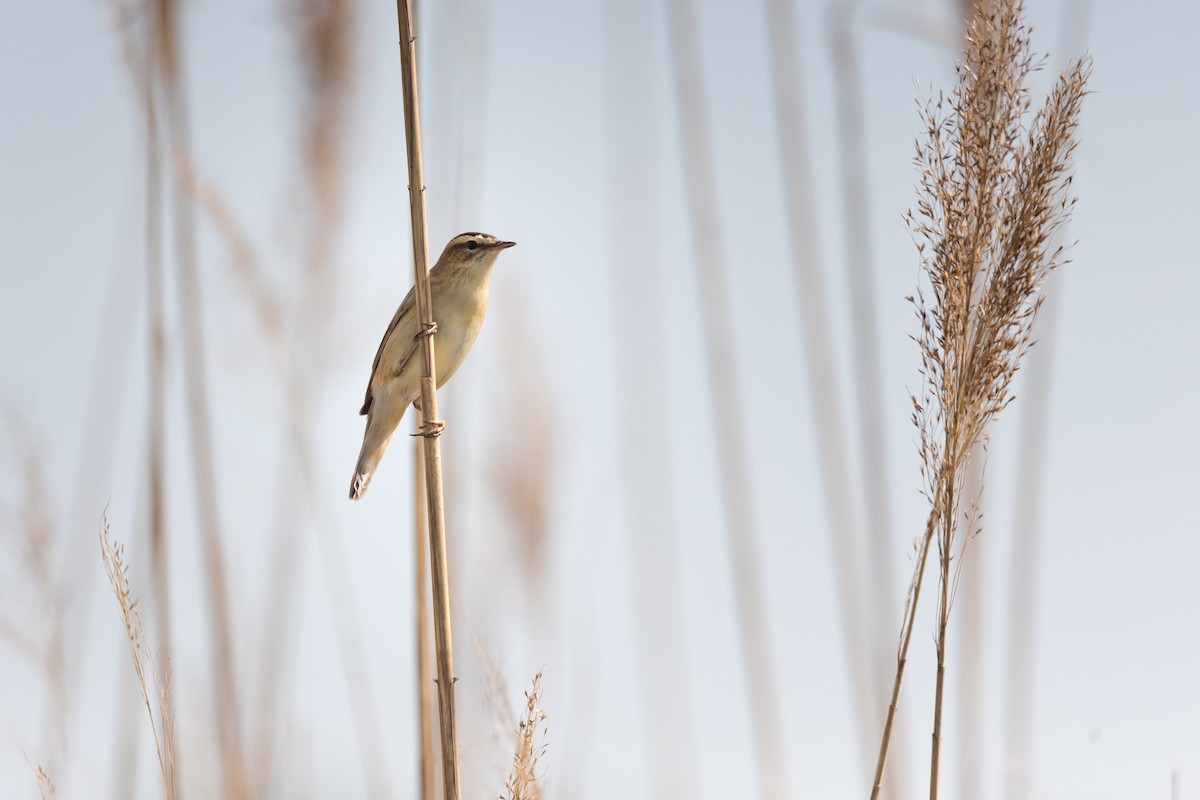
[664,0,788,796]
[870,506,936,800]
[394,1,460,796]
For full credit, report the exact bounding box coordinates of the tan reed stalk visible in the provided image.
[501,672,547,800]
[871,507,935,800]
[869,1,1091,795]
[33,763,57,800]
[663,1,787,796]
[414,443,437,800]
[394,1,461,796]
[956,447,985,800]
[601,0,698,791]
[154,1,249,795]
[143,4,176,790]
[100,513,177,800]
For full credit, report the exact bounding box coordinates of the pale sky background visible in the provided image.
[1,0,1198,798]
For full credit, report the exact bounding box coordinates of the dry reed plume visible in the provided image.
[870,0,1091,797]
[99,512,177,800]
[32,763,57,800]
[501,672,548,800]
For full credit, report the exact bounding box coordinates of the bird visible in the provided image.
[350,231,515,500]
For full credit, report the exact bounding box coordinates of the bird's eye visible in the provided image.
[466,240,478,251]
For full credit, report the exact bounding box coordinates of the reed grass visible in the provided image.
[501,672,547,800]
[32,763,57,800]
[394,0,462,796]
[99,512,177,800]
[869,0,1091,796]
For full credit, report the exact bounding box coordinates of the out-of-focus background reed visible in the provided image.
[0,0,1196,797]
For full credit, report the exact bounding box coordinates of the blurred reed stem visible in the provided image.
[395,0,461,796]
[763,0,878,777]
[156,0,248,794]
[253,3,395,796]
[664,0,787,796]
[144,1,175,790]
[602,0,698,791]
[827,6,908,789]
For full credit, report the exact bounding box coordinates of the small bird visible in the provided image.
[350,231,515,500]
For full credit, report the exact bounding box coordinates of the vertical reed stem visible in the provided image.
[394,1,460,797]
[414,444,437,800]
[929,522,951,800]
[870,507,937,800]
[159,0,246,793]
[763,0,879,777]
[144,6,175,789]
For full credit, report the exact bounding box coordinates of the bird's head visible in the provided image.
[438,232,516,273]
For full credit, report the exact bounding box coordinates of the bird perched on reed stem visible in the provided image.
[350,232,515,500]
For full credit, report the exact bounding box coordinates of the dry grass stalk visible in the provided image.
[100,512,177,800]
[415,445,437,800]
[141,4,177,789]
[869,0,1091,796]
[394,0,461,796]
[33,763,58,800]
[501,672,548,800]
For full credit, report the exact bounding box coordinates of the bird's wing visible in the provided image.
[359,285,419,415]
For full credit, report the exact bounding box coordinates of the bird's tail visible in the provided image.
[350,419,391,501]
[349,446,382,501]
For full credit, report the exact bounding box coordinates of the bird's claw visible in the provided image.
[410,419,445,438]
[414,321,438,340]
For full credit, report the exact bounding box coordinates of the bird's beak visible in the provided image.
[491,240,517,250]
